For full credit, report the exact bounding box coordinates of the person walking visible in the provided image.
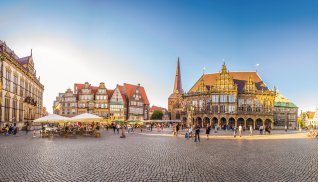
[173,124,177,136]
[189,125,193,139]
[25,122,29,135]
[233,126,237,138]
[259,125,263,135]
[194,124,201,142]
[285,125,287,132]
[249,125,253,136]
[238,125,243,137]
[112,123,116,134]
[206,124,211,140]
[176,124,180,136]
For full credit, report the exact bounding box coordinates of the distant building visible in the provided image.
[149,105,169,120]
[0,41,44,129]
[274,92,298,129]
[53,82,150,121]
[305,108,318,128]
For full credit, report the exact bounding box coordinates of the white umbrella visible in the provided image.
[70,113,102,123]
[33,114,71,123]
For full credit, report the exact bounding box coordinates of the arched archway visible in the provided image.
[212,117,218,127]
[265,119,272,128]
[182,117,187,124]
[237,118,244,127]
[256,118,263,129]
[176,111,180,120]
[203,117,210,128]
[196,117,203,128]
[221,117,226,128]
[246,118,254,129]
[229,118,235,128]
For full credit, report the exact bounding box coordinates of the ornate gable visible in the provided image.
[243,76,257,93]
[213,63,237,93]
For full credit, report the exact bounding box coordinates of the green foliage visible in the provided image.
[298,113,306,127]
[151,110,163,120]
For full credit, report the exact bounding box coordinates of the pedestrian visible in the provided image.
[206,124,211,140]
[185,127,190,140]
[172,124,177,136]
[116,124,120,134]
[112,123,116,134]
[259,125,263,135]
[13,123,17,136]
[25,122,29,135]
[150,123,153,131]
[194,123,201,142]
[238,125,243,137]
[214,124,217,133]
[9,124,13,135]
[285,125,287,132]
[249,125,253,136]
[233,126,237,138]
[176,124,180,136]
[189,125,193,139]
[5,125,9,136]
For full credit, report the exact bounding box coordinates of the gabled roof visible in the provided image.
[18,56,31,65]
[190,71,268,93]
[107,89,114,99]
[123,83,150,105]
[74,83,99,94]
[306,112,315,120]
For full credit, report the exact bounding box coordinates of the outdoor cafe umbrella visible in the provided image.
[33,114,71,123]
[70,113,103,123]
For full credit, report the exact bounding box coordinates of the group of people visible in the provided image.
[182,123,273,140]
[1,124,18,136]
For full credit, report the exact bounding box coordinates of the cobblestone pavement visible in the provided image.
[0,131,318,182]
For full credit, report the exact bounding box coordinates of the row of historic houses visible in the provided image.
[168,58,298,129]
[53,82,150,121]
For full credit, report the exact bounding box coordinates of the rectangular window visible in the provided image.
[212,95,219,103]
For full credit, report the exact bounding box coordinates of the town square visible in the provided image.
[1,0,318,182]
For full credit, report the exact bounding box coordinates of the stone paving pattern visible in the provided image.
[0,130,318,182]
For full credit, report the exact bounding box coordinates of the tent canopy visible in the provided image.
[70,113,103,122]
[33,114,71,123]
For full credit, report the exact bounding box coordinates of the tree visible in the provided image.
[151,110,163,120]
[298,113,306,128]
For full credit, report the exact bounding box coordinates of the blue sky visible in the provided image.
[1,0,318,112]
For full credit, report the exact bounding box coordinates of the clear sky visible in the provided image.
[1,0,317,113]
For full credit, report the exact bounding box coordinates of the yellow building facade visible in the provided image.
[169,60,276,129]
[0,41,44,129]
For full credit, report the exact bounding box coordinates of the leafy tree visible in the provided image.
[151,110,163,120]
[298,113,306,128]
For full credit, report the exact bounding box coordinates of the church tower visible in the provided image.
[168,57,184,120]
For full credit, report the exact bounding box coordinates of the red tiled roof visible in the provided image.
[123,83,150,105]
[74,83,99,94]
[190,71,268,93]
[150,105,167,112]
[107,89,114,99]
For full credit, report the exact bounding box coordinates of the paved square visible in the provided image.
[0,131,318,182]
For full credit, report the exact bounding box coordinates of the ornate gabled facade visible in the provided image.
[169,61,285,129]
[0,41,44,129]
[53,82,150,121]
[109,85,125,120]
